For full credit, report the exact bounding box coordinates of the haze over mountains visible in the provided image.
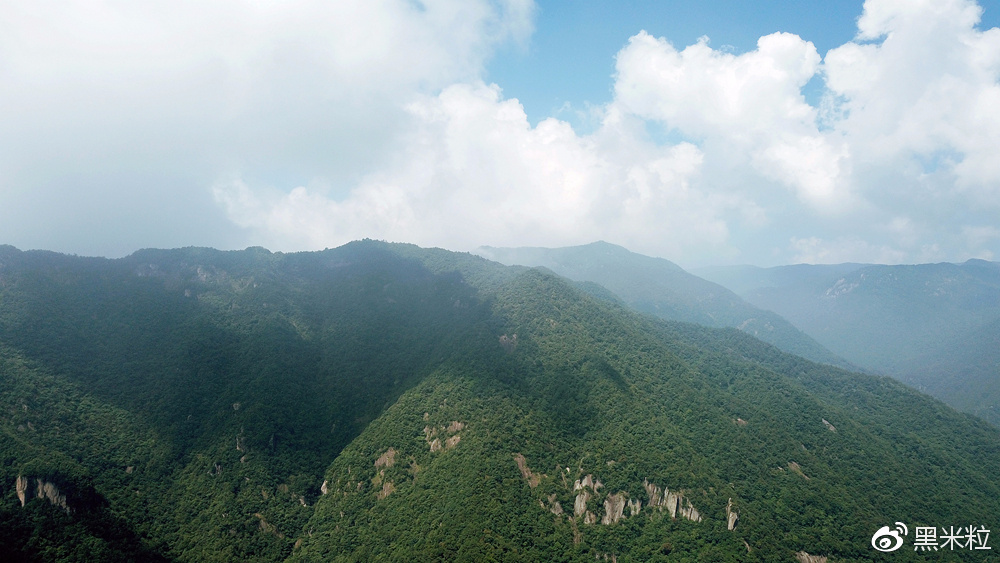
[476,242,850,369]
[698,260,1000,427]
[1,241,998,562]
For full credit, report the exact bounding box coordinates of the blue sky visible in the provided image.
[490,0,1000,128]
[489,1,863,127]
[1,0,999,267]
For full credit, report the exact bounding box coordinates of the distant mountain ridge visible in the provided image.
[698,259,1000,426]
[476,241,851,369]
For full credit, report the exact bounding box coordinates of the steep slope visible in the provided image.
[0,242,514,561]
[476,242,848,368]
[700,260,1000,426]
[1,242,998,562]
[294,264,1000,562]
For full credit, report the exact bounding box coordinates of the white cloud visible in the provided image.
[216,82,747,260]
[612,31,855,213]
[2,0,998,266]
[825,0,1000,194]
[0,0,533,254]
[216,0,1000,266]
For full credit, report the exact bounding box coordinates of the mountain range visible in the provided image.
[697,260,1000,427]
[476,242,850,370]
[1,241,998,562]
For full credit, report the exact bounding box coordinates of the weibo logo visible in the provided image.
[871,522,908,552]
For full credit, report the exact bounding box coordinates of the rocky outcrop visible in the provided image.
[375,448,397,469]
[514,454,541,488]
[546,493,563,515]
[676,498,701,522]
[15,476,28,507]
[788,461,810,480]
[726,498,738,530]
[795,552,828,563]
[499,333,518,353]
[642,479,701,522]
[17,478,71,514]
[573,474,602,524]
[573,474,602,492]
[556,474,707,529]
[822,419,837,432]
[376,481,395,500]
[601,493,626,525]
[574,490,590,517]
[424,420,464,452]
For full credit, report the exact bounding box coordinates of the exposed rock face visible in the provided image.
[572,474,606,525]
[822,419,837,432]
[376,481,395,500]
[601,493,626,525]
[788,461,810,480]
[547,493,564,515]
[499,333,518,353]
[320,480,329,495]
[665,491,680,518]
[628,498,641,517]
[15,476,28,507]
[34,479,70,513]
[676,498,700,522]
[726,498,739,531]
[573,474,602,492]
[375,448,397,469]
[574,490,590,517]
[643,479,663,506]
[795,552,828,563]
[642,478,701,522]
[424,419,464,452]
[513,453,541,488]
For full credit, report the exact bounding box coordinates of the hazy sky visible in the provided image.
[2,0,998,267]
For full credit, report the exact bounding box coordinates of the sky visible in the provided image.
[1,0,998,267]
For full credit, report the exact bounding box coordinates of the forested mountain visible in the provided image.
[693,264,871,298]
[698,260,1000,427]
[1,241,998,562]
[476,242,849,368]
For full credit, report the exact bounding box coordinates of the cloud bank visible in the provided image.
[2,0,998,265]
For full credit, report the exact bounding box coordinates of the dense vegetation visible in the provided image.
[477,242,850,368]
[1,241,998,561]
